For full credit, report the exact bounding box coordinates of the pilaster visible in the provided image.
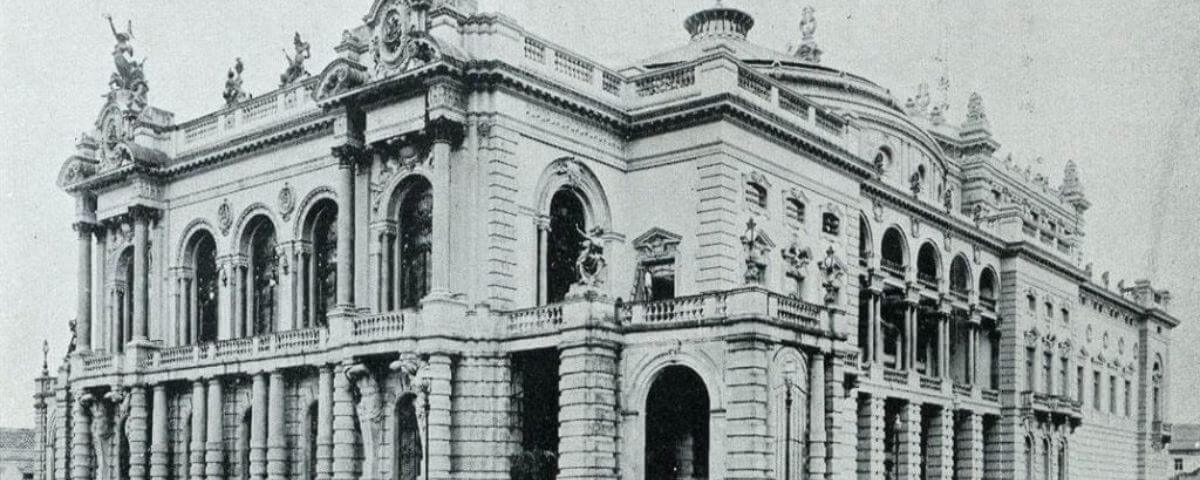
[725,335,771,480]
[69,393,91,480]
[955,410,984,480]
[190,380,207,480]
[250,373,267,480]
[128,385,149,480]
[897,401,922,480]
[205,378,224,480]
[331,361,357,480]
[316,365,334,480]
[426,353,454,480]
[927,406,954,480]
[556,340,619,480]
[149,385,168,480]
[856,394,885,480]
[267,370,287,480]
[808,352,827,479]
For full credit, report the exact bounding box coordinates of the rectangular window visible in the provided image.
[1076,366,1085,405]
[1045,302,1053,318]
[1026,347,1037,392]
[1043,352,1053,394]
[1125,380,1132,417]
[1060,357,1070,397]
[1061,308,1070,323]
[1093,371,1102,410]
[1178,459,1185,471]
[1110,375,1118,414]
[1028,295,1037,312]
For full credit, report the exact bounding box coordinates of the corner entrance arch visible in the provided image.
[645,366,710,480]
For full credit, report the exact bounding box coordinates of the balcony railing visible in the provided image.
[952,382,972,397]
[883,368,907,386]
[979,297,997,311]
[881,259,904,277]
[981,389,1000,403]
[917,272,938,288]
[920,375,943,391]
[144,328,327,370]
[619,287,824,331]
[505,304,564,336]
[352,311,408,339]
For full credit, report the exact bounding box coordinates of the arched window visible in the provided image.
[646,366,709,480]
[245,217,278,336]
[1024,437,1033,480]
[184,231,219,344]
[880,228,906,274]
[979,268,997,309]
[545,188,587,304]
[917,243,939,287]
[949,255,970,296]
[395,179,433,309]
[302,200,337,327]
[394,394,422,480]
[858,216,872,266]
[873,146,892,172]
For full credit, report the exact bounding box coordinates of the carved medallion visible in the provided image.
[218,199,233,236]
[872,199,883,222]
[278,183,296,221]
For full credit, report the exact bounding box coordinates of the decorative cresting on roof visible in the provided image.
[684,0,755,42]
[788,6,822,63]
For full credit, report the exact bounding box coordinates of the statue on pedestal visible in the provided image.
[280,32,311,87]
[104,14,148,111]
[574,226,607,289]
[223,58,249,106]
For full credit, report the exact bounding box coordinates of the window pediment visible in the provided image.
[633,227,682,263]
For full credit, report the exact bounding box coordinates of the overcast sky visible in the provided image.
[1,1,1197,428]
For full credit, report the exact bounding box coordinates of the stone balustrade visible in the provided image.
[504,303,564,336]
[175,77,319,155]
[619,287,827,332]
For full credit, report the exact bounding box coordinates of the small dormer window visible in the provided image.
[786,198,805,224]
[822,212,840,235]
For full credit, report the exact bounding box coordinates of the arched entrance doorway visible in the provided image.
[645,366,709,480]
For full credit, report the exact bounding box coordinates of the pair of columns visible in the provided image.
[75,207,156,352]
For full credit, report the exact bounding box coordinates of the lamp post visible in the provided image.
[783,361,797,480]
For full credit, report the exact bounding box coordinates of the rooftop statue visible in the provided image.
[223,58,250,106]
[104,14,149,111]
[788,6,823,63]
[280,32,312,87]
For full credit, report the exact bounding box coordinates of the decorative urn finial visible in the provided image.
[684,0,755,42]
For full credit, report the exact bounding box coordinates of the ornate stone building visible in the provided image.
[35,1,1180,479]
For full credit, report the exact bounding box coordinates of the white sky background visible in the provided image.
[1,0,1197,427]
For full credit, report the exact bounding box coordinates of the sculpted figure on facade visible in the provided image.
[346,364,385,480]
[741,218,773,285]
[87,395,112,480]
[280,32,312,86]
[223,58,250,106]
[788,6,822,63]
[575,226,607,289]
[818,245,845,304]
[781,238,812,288]
[104,14,148,111]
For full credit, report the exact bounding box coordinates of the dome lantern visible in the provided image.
[684,1,755,42]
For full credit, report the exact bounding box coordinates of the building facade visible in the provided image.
[0,428,38,480]
[35,2,1180,479]
[1169,424,1200,478]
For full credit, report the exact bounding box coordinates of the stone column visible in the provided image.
[896,401,922,480]
[315,365,334,480]
[267,371,287,480]
[856,394,885,480]
[427,125,456,299]
[535,216,550,305]
[967,324,978,385]
[75,222,94,351]
[132,211,150,341]
[723,336,770,480]
[331,362,357,480]
[205,378,224,480]
[95,230,108,350]
[905,301,917,370]
[955,411,984,480]
[872,293,883,364]
[333,150,356,308]
[128,386,149,480]
[808,352,827,479]
[426,354,454,480]
[927,406,954,480]
[250,373,267,480]
[938,306,950,378]
[150,385,169,480]
[190,380,207,480]
[556,340,619,479]
[70,394,92,480]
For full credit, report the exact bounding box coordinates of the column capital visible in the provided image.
[127,204,161,222]
[534,214,551,231]
[426,117,464,145]
[72,221,97,237]
[331,142,367,168]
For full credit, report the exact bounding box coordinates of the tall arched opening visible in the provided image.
[645,366,710,480]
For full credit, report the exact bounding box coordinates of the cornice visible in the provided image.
[862,181,1004,252]
[165,115,335,177]
[1001,240,1087,283]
